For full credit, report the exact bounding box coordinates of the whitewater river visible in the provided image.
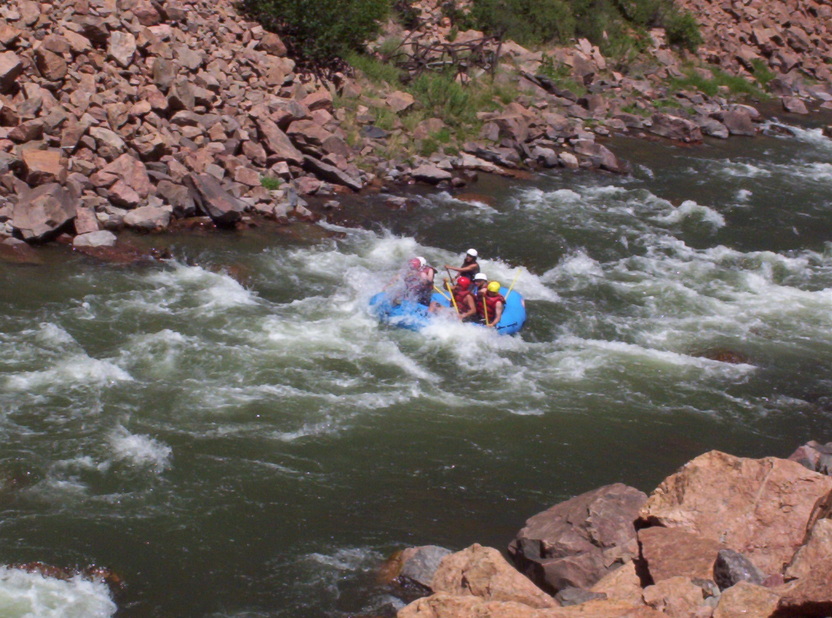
[3,117,832,616]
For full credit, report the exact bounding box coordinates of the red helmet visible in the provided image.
[456,276,471,288]
[409,258,422,270]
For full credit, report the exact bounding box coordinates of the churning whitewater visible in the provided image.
[2,121,832,616]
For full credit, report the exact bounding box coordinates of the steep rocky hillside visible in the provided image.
[0,0,829,250]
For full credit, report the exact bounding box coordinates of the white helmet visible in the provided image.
[466,248,478,257]
[473,273,487,281]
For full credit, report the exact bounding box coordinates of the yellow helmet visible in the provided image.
[487,281,501,293]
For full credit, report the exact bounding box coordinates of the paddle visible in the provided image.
[446,280,459,314]
[433,285,450,300]
[505,267,522,300]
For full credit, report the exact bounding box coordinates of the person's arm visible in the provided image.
[488,300,504,327]
[459,294,476,319]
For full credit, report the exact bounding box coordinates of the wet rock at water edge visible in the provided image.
[508,483,647,594]
[11,182,77,242]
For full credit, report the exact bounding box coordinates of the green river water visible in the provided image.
[2,117,832,616]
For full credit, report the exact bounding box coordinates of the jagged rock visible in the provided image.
[123,205,171,231]
[554,587,606,606]
[0,52,24,92]
[590,561,644,607]
[387,90,415,113]
[399,592,664,617]
[774,517,832,614]
[718,110,758,136]
[509,483,647,594]
[12,182,77,241]
[713,581,779,618]
[642,576,711,617]
[73,230,117,247]
[782,96,809,115]
[255,117,304,165]
[108,31,137,69]
[713,549,764,591]
[410,163,452,184]
[395,546,453,591]
[184,173,246,225]
[571,140,627,173]
[431,544,559,609]
[638,450,832,575]
[649,113,703,143]
[21,149,65,185]
[638,526,723,584]
[788,441,832,474]
[34,48,67,82]
[73,205,99,235]
[302,155,362,191]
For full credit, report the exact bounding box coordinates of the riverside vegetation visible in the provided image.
[0,0,831,253]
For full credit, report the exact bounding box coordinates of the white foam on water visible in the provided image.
[108,426,172,474]
[652,199,726,230]
[33,323,78,349]
[767,121,832,151]
[542,251,605,289]
[4,355,132,392]
[711,159,771,179]
[119,329,188,376]
[142,263,259,314]
[735,188,753,203]
[552,336,756,381]
[0,567,116,618]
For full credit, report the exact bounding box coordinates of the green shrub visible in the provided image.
[260,176,282,190]
[239,0,389,68]
[664,9,702,52]
[347,52,404,86]
[469,0,576,46]
[409,71,475,127]
[750,58,775,89]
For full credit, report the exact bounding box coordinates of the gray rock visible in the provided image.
[397,545,452,591]
[713,549,765,591]
[554,587,606,606]
[73,230,117,248]
[123,205,172,231]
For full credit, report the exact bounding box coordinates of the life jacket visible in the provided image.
[452,287,473,312]
[477,292,505,323]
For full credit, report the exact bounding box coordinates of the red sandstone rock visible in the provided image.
[638,451,832,576]
[509,484,647,594]
[638,526,723,583]
[432,544,559,609]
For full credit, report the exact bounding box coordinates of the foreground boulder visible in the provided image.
[12,183,76,241]
[184,174,246,225]
[638,450,832,576]
[508,483,647,593]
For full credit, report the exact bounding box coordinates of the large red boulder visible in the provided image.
[638,450,832,576]
[508,484,647,594]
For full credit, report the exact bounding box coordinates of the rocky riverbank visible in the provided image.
[383,441,832,617]
[0,0,830,255]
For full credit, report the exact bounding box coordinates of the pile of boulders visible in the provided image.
[0,0,365,247]
[2,0,831,249]
[387,444,832,617]
[679,0,832,108]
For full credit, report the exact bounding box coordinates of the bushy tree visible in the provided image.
[240,0,390,69]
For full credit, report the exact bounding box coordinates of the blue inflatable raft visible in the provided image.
[369,286,526,335]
